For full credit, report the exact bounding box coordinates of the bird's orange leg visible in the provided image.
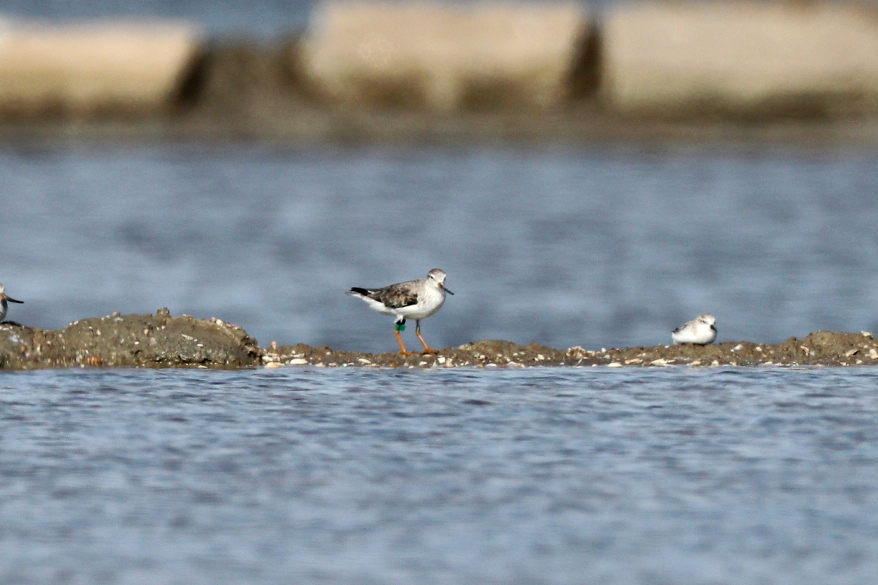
[416,321,439,354]
[394,323,415,355]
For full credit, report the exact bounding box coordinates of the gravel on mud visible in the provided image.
[2,310,876,370]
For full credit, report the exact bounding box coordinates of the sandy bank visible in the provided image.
[266,331,878,369]
[0,309,878,370]
[4,311,874,369]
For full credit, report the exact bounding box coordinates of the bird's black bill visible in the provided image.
[442,285,454,295]
[6,297,22,304]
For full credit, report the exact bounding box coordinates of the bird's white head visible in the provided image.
[697,314,716,325]
[427,268,454,295]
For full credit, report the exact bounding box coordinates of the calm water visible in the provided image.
[2,141,878,352]
[2,367,878,584]
[0,0,316,35]
[0,0,612,36]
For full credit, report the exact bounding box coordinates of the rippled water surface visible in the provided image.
[0,0,615,35]
[2,367,878,584]
[3,142,878,352]
[0,0,316,35]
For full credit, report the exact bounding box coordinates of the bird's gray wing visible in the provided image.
[371,281,419,309]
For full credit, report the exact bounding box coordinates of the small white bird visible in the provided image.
[0,283,24,323]
[672,314,717,345]
[347,268,454,355]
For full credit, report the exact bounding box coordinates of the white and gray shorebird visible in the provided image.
[672,314,717,345]
[347,268,454,355]
[0,283,23,322]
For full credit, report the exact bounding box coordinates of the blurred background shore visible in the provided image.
[3,0,878,143]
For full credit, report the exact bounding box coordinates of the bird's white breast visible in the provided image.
[672,321,716,345]
[397,284,446,320]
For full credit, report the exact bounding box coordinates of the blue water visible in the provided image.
[2,367,878,584]
[0,0,316,35]
[0,0,613,36]
[2,142,878,352]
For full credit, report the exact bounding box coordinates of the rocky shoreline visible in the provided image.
[0,310,260,370]
[2,310,877,370]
